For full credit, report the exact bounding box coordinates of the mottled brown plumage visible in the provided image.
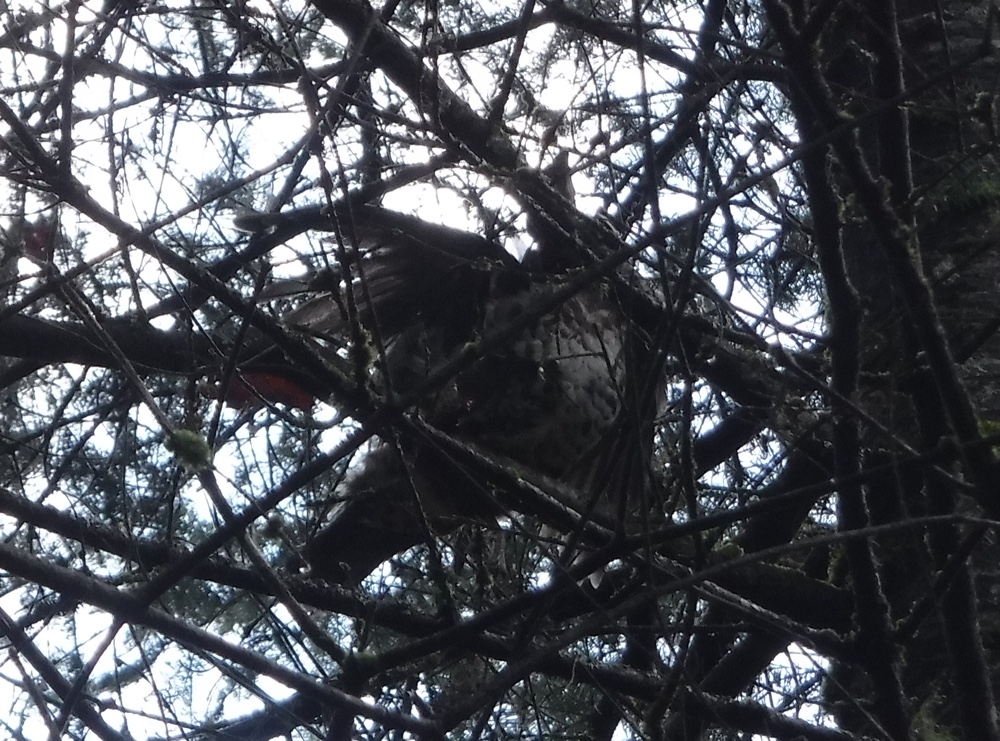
[275,200,626,585]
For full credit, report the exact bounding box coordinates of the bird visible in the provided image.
[259,174,629,586]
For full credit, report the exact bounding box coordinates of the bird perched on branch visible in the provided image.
[255,170,630,585]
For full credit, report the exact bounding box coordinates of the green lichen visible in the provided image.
[166,429,213,471]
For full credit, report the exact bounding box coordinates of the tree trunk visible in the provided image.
[806,0,1000,735]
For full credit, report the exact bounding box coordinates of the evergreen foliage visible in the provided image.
[0,0,997,738]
